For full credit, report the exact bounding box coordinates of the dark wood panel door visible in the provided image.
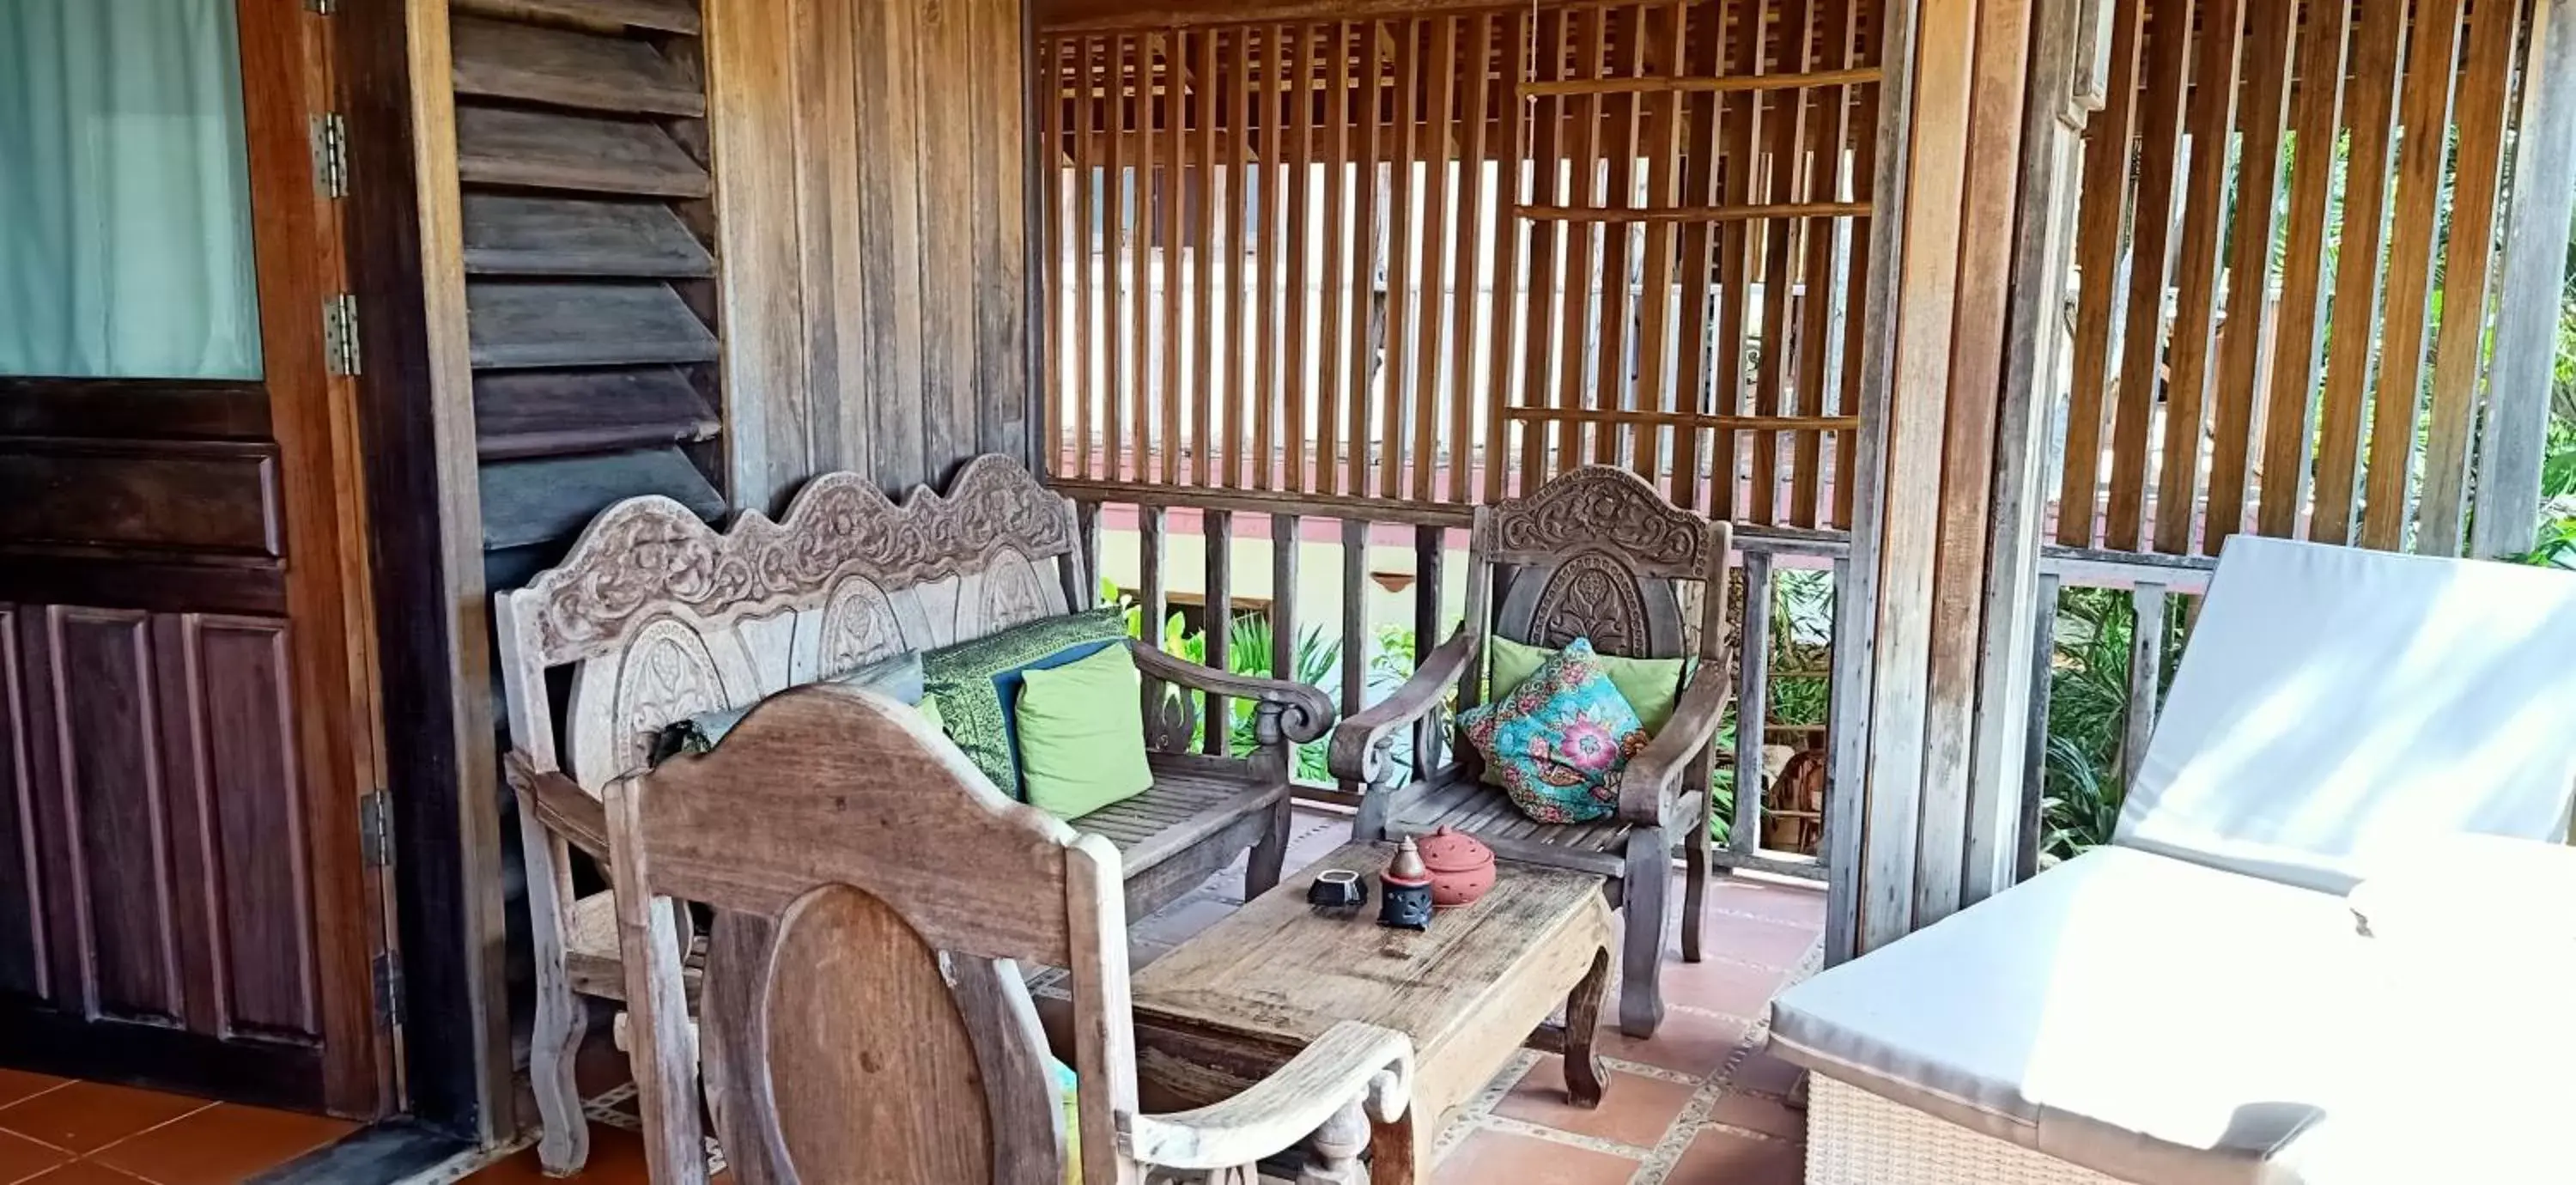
[0,0,389,1118]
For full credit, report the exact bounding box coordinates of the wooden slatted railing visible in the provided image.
[1038,0,1886,527]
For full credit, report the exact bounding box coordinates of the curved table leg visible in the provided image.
[1563,946,1613,1109]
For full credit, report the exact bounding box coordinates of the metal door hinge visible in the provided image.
[324,294,362,377]
[312,112,349,198]
[360,789,393,869]
[373,951,404,1028]
[306,0,337,15]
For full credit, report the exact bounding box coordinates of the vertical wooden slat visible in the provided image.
[2150,0,2246,555]
[2054,0,2145,547]
[1558,7,1610,474]
[1139,506,1170,646]
[1733,550,1774,854]
[1350,23,1387,499]
[1160,33,1188,487]
[1450,13,1495,503]
[1485,6,1531,504]
[1088,37,1115,483]
[2255,0,2352,538]
[1381,21,1422,499]
[1318,22,1353,499]
[2419,0,2524,555]
[1224,28,1255,490]
[1794,0,1859,528]
[1413,17,1461,502]
[1712,0,1769,518]
[1128,33,1154,484]
[1204,508,1235,757]
[2203,0,2298,549]
[1519,9,1571,489]
[2118,583,2167,793]
[1831,58,1880,531]
[1271,514,1303,683]
[1103,38,1123,482]
[1753,0,1820,524]
[1593,3,1647,469]
[1631,0,1691,490]
[1191,28,1221,489]
[2308,0,2409,545]
[1253,27,1283,491]
[1671,1,1728,512]
[2103,0,2188,551]
[2471,0,2576,558]
[1076,500,1104,606]
[2360,0,2467,550]
[1285,24,1315,495]
[2014,572,2060,883]
[1043,38,1066,477]
[1338,517,1370,796]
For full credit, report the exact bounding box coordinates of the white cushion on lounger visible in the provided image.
[2115,537,2576,894]
[1770,846,2372,1185]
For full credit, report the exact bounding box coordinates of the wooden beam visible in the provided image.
[2118,581,2167,795]
[2471,0,2576,559]
[2417,0,2525,555]
[1734,550,1774,855]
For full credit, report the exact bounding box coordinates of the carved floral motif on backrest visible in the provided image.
[1482,466,1719,662]
[498,457,1080,792]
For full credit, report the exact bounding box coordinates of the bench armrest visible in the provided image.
[504,750,609,857]
[1619,665,1733,826]
[1127,641,1336,745]
[1121,1021,1413,1174]
[1328,630,1481,786]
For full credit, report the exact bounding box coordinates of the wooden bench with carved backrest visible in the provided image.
[492,455,1333,1176]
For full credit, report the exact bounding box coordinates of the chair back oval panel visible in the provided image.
[1480,467,1721,663]
[1495,551,1686,660]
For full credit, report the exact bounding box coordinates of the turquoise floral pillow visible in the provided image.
[1459,638,1650,824]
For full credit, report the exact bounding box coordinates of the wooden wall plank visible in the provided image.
[2359,0,2467,550]
[1381,21,1422,499]
[1558,7,1609,477]
[2255,0,2352,538]
[2101,0,2187,551]
[2472,0,2576,558]
[1195,28,1226,488]
[1710,0,1767,517]
[1668,0,1722,512]
[1484,7,1529,503]
[1832,27,1880,531]
[1519,9,1571,490]
[1631,1,1690,492]
[1413,17,1461,501]
[2150,0,2245,556]
[1317,23,1352,496]
[1792,0,1858,528]
[1285,24,1317,495]
[1255,25,1285,490]
[1105,35,1133,484]
[1450,13,1495,502]
[2054,0,2143,547]
[1133,33,1161,485]
[1348,22,1386,498]
[1235,27,1263,490]
[1751,0,1819,523]
[1162,32,1190,486]
[2202,0,2297,549]
[2418,0,2524,554]
[918,0,982,481]
[2308,0,2409,545]
[1075,38,1103,480]
[1593,4,1647,470]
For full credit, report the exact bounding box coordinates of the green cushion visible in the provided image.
[1488,635,1686,732]
[1013,644,1153,820]
[920,607,1127,798]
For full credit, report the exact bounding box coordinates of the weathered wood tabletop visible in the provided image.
[1131,842,1615,1184]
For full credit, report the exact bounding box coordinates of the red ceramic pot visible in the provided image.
[1417,826,1497,908]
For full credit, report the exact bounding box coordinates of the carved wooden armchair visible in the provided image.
[491,456,1332,1174]
[609,684,1414,1184]
[1327,466,1734,1039]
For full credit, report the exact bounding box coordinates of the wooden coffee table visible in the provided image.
[1129,842,1616,1183]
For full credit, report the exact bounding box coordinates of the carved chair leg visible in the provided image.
[1680,814,1711,963]
[518,805,592,1176]
[1619,829,1670,1040]
[1297,1095,1375,1185]
[1562,946,1612,1108]
[1248,796,1292,900]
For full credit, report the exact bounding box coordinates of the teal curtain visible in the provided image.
[0,0,262,379]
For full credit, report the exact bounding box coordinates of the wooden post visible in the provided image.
[2118,582,2167,794]
[1734,551,1774,854]
[1965,0,2096,909]
[2015,573,2062,883]
[1206,508,1235,757]
[1340,518,1370,797]
[1139,505,1170,646]
[2470,0,2576,560]
[1076,500,1103,607]
[1410,525,1447,781]
[1273,514,1303,682]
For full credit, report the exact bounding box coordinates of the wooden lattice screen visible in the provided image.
[2054,0,2530,556]
[1038,0,1886,526]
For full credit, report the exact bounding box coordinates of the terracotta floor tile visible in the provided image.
[1492,1056,1697,1150]
[90,1103,355,1185]
[0,1085,209,1156]
[1665,1125,1803,1185]
[1656,957,1790,1021]
[15,1164,149,1185]
[1690,915,1822,971]
[0,1076,65,1113]
[1705,881,1827,930]
[1705,1091,1804,1140]
[0,1128,70,1185]
[1725,1048,1805,1096]
[1430,1129,1639,1185]
[1596,1006,1751,1079]
[463,1123,650,1183]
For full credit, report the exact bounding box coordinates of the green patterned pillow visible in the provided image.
[920,607,1127,799]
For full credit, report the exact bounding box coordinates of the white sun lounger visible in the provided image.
[1769,537,2576,1185]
